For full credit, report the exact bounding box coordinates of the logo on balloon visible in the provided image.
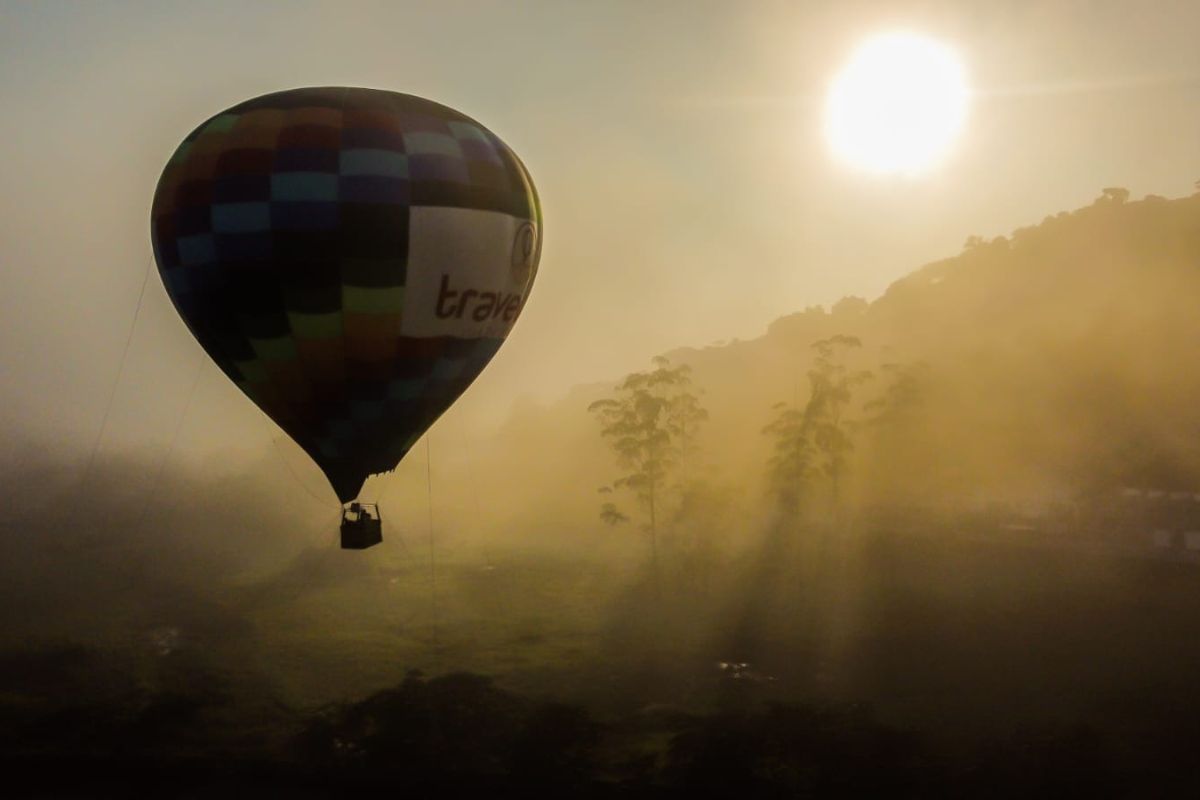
[510,222,537,286]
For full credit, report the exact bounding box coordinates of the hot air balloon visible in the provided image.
[150,87,541,548]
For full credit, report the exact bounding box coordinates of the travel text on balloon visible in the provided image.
[435,275,523,322]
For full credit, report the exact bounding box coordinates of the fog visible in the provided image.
[5,189,1200,792]
[4,1,1200,795]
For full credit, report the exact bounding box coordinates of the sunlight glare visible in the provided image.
[825,31,969,175]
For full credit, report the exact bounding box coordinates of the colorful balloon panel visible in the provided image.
[151,87,541,502]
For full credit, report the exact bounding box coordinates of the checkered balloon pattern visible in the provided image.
[151,87,541,503]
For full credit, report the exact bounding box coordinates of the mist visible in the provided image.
[3,188,1200,793]
[5,1,1200,795]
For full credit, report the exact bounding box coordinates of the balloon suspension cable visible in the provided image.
[266,421,338,511]
[363,471,421,641]
[373,472,414,562]
[309,507,344,548]
[130,355,207,538]
[71,256,153,527]
[426,434,440,667]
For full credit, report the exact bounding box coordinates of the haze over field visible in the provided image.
[2,1,1200,795]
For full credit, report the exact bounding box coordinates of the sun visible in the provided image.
[824,31,969,175]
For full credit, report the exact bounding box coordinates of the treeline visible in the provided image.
[584,334,920,591]
[516,188,1200,562]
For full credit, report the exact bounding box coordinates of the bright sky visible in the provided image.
[2,0,1199,465]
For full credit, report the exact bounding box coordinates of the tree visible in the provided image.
[588,357,707,587]
[863,360,928,427]
[860,359,931,509]
[597,488,630,526]
[762,402,816,518]
[832,296,869,317]
[764,336,872,524]
[1099,186,1129,204]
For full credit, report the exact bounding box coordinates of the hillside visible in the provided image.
[458,188,1200,545]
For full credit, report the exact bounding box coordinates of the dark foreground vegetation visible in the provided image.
[4,526,1200,797]
[3,665,1197,798]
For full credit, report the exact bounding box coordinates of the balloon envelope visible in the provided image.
[151,87,541,502]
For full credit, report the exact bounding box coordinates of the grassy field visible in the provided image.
[5,521,1200,793]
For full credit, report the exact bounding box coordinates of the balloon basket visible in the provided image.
[340,502,382,550]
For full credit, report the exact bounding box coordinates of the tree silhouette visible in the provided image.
[863,360,928,427]
[859,359,931,509]
[588,357,707,588]
[1099,186,1130,204]
[764,336,872,525]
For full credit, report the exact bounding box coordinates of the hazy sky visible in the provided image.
[2,0,1198,466]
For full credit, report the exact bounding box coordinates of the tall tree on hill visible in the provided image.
[588,357,707,590]
[864,360,928,425]
[764,336,872,525]
[859,359,932,510]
